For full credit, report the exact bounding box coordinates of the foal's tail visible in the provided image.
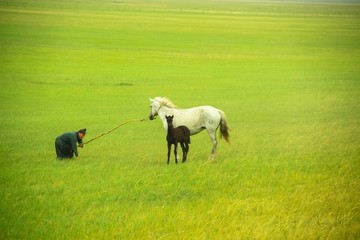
[219,110,230,143]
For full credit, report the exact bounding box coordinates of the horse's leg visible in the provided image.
[167,142,172,165]
[174,142,178,164]
[207,129,218,160]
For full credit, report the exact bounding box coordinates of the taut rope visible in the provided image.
[81,118,147,146]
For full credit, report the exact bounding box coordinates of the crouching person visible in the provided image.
[55,128,86,160]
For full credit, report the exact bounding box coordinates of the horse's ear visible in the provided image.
[171,115,174,118]
[149,98,153,102]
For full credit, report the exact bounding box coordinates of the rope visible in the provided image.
[80,118,147,146]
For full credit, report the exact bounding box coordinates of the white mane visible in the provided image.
[155,97,179,109]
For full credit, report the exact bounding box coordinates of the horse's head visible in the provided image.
[149,97,177,120]
[149,98,160,120]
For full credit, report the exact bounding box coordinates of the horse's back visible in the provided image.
[175,106,220,128]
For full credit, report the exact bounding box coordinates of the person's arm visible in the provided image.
[71,133,79,157]
[78,138,84,148]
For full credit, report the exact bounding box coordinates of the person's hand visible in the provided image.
[79,143,84,148]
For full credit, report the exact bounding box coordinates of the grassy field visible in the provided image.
[1,0,359,239]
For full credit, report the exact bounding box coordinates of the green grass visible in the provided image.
[1,0,359,239]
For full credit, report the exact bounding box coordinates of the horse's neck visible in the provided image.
[158,106,174,117]
[159,106,175,130]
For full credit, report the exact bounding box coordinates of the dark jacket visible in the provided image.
[55,132,82,157]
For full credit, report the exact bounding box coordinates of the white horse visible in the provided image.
[149,97,230,159]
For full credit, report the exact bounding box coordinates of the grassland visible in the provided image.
[0,0,359,239]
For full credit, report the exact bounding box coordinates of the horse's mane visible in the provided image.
[156,97,179,109]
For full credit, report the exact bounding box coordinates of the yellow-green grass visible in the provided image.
[0,0,359,239]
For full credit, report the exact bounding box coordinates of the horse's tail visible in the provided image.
[219,110,230,143]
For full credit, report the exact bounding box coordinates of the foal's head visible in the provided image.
[165,115,174,126]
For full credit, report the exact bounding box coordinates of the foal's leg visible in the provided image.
[167,142,172,165]
[174,142,178,164]
[185,142,189,162]
[180,141,186,163]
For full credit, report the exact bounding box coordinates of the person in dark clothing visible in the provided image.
[55,128,86,159]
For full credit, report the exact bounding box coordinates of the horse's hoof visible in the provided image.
[208,155,217,163]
